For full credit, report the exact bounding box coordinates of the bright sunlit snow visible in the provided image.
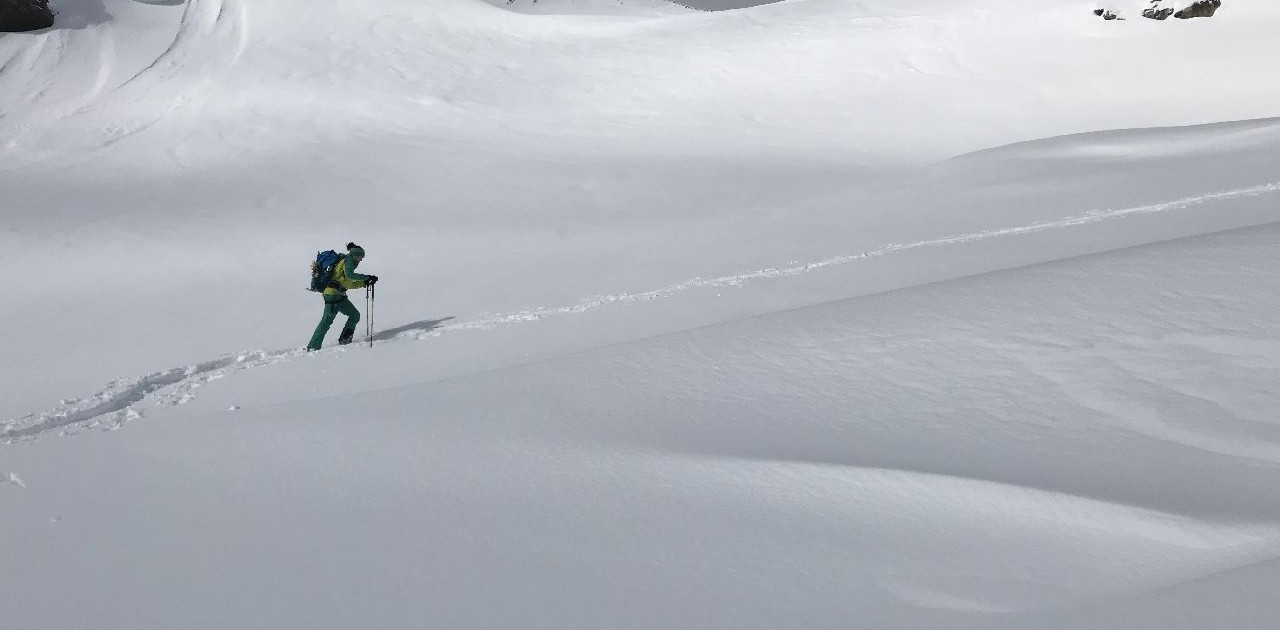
[3,0,1279,628]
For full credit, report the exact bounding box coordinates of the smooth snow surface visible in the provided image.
[678,0,783,9]
[486,0,694,15]
[484,0,780,13]
[3,0,1280,628]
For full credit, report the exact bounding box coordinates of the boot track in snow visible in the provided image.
[5,181,1279,442]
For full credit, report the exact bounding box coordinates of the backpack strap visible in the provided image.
[327,258,346,292]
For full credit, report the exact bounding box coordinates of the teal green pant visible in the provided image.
[307,296,360,350]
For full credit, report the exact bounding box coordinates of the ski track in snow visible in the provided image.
[5,180,1279,442]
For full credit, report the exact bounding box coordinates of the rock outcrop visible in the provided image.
[1174,0,1222,18]
[1142,0,1222,20]
[0,0,54,32]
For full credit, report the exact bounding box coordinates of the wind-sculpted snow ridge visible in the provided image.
[89,0,248,149]
[5,180,1278,442]
[0,0,247,166]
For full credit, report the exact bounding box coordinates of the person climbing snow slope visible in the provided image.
[307,242,378,350]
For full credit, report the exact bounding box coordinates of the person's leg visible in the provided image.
[337,297,362,344]
[307,299,341,350]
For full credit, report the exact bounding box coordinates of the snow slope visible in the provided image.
[9,114,1280,439]
[5,221,1280,630]
[487,0,694,15]
[4,0,1280,421]
[488,0,782,12]
[3,0,1280,627]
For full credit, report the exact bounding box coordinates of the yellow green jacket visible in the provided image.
[322,254,370,298]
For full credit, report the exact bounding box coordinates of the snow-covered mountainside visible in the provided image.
[489,0,782,12]
[486,0,693,15]
[3,0,1279,628]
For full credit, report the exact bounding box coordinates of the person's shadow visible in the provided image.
[371,317,455,342]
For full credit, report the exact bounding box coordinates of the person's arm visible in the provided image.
[342,256,370,284]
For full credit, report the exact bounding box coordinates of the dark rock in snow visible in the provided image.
[0,0,54,32]
[1174,0,1222,18]
[1093,8,1124,20]
[1143,0,1222,20]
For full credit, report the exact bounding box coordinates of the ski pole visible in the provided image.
[368,282,375,348]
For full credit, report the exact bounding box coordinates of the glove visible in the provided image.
[365,275,379,285]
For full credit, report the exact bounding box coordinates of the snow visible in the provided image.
[487,0,694,15]
[6,221,1280,629]
[3,0,1280,627]
[487,0,784,12]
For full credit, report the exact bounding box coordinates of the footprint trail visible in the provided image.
[5,181,1278,442]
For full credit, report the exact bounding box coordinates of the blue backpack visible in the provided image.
[309,250,342,292]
